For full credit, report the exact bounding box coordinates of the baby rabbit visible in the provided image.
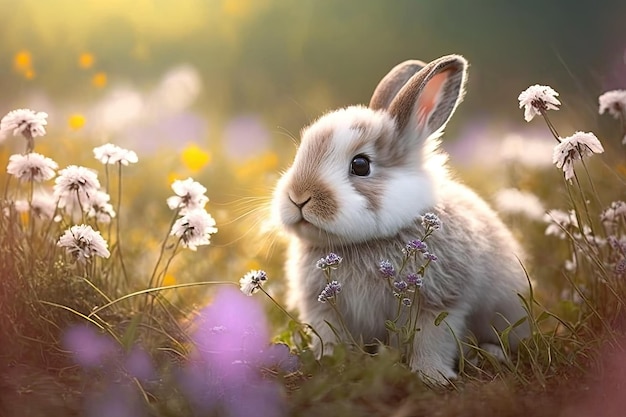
[272,55,529,384]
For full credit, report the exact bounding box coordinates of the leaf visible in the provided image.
[385,320,398,332]
[434,311,449,326]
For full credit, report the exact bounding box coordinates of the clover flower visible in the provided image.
[518,85,561,122]
[57,224,110,264]
[405,239,428,255]
[406,273,424,289]
[316,252,343,270]
[53,165,101,208]
[598,90,626,119]
[6,152,58,182]
[166,177,209,212]
[86,190,116,223]
[1,108,48,138]
[552,131,604,181]
[421,212,441,230]
[379,260,395,278]
[93,143,138,165]
[170,208,218,251]
[239,270,268,296]
[318,280,342,303]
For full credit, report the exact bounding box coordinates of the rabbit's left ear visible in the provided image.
[369,60,426,111]
[388,55,467,141]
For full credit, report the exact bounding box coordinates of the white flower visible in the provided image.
[518,85,561,122]
[0,108,48,138]
[57,224,110,264]
[166,177,209,212]
[86,190,116,223]
[598,90,626,119]
[53,165,101,209]
[93,143,139,165]
[494,188,545,221]
[6,152,58,182]
[544,209,578,239]
[239,270,267,296]
[601,201,626,224]
[30,191,57,219]
[170,208,218,250]
[552,131,604,181]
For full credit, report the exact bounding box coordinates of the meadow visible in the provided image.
[1,1,626,416]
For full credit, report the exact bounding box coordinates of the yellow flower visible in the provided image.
[13,50,32,72]
[162,274,177,287]
[181,144,211,172]
[78,53,95,69]
[92,72,107,88]
[24,69,36,80]
[68,114,86,130]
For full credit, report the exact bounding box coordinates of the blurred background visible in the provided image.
[1,0,625,305]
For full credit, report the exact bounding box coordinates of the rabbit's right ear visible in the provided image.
[388,55,467,142]
[369,60,426,111]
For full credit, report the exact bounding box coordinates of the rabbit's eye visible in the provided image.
[350,155,371,176]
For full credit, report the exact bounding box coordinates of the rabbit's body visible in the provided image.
[272,56,529,383]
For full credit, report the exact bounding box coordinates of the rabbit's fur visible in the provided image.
[272,55,529,384]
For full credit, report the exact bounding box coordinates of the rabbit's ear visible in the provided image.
[388,55,467,140]
[369,60,426,111]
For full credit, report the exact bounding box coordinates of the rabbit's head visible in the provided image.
[273,55,467,246]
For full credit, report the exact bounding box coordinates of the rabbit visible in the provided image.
[271,54,530,384]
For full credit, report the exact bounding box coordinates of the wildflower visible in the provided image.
[405,239,428,255]
[379,260,395,278]
[86,190,116,223]
[401,298,412,307]
[93,143,138,165]
[601,201,626,224]
[57,224,110,264]
[494,188,545,221]
[239,270,268,296]
[0,108,48,138]
[53,165,101,209]
[615,259,626,276]
[598,90,626,119]
[318,280,342,303]
[552,131,604,181]
[421,212,441,230]
[406,273,424,289]
[518,85,561,122]
[393,280,408,293]
[423,252,438,262]
[316,252,343,270]
[29,191,57,219]
[166,177,209,212]
[544,209,577,239]
[6,152,58,182]
[170,208,218,250]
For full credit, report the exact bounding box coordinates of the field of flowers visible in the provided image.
[1,1,626,416]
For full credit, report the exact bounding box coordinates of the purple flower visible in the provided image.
[406,273,424,289]
[401,298,412,307]
[616,259,626,276]
[421,212,442,230]
[423,252,438,262]
[379,260,395,278]
[405,239,428,255]
[393,280,408,293]
[318,280,342,303]
[316,252,343,270]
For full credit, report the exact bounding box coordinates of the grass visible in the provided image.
[1,86,626,417]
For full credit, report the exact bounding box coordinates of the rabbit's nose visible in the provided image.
[289,194,311,209]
